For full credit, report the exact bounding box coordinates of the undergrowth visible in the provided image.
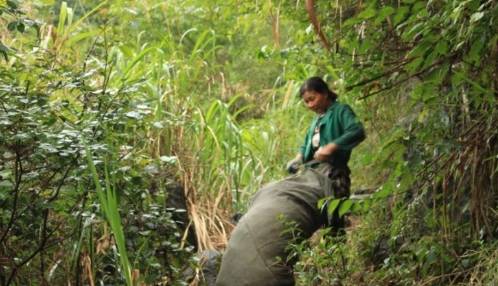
[1,0,497,285]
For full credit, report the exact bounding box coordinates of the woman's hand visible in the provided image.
[313,143,339,161]
[286,153,303,174]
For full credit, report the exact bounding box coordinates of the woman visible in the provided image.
[216,77,365,286]
[287,76,365,206]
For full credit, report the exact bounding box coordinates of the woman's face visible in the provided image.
[302,91,332,114]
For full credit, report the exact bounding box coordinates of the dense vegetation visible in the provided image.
[0,0,496,285]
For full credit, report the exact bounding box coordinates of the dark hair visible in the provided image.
[299,76,338,101]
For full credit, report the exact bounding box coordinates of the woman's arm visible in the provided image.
[313,143,338,161]
[313,105,365,161]
[331,105,365,150]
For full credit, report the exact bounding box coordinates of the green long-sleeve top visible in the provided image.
[300,101,366,168]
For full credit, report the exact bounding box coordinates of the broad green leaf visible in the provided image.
[351,201,363,213]
[7,21,17,31]
[16,21,24,32]
[338,199,353,217]
[358,7,376,19]
[326,198,341,216]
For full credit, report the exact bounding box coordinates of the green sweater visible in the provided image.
[300,101,365,168]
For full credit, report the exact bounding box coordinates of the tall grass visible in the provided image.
[84,145,133,286]
[55,0,309,255]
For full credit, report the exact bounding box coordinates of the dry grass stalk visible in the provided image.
[269,0,281,49]
[81,252,95,286]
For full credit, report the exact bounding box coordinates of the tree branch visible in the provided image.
[358,56,453,100]
[0,147,23,245]
[346,58,413,91]
[305,0,331,51]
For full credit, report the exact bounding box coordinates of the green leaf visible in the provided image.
[326,198,341,216]
[435,40,448,55]
[359,40,374,53]
[339,199,353,217]
[0,41,9,61]
[351,201,363,213]
[67,1,108,34]
[57,1,68,36]
[66,6,74,27]
[393,6,409,26]
[402,22,424,41]
[358,7,376,19]
[317,197,327,211]
[379,6,395,18]
[7,21,17,31]
[343,17,363,28]
[16,21,25,33]
[407,41,431,58]
[65,30,100,47]
[470,12,485,23]
[404,57,423,73]
[122,46,156,79]
[412,2,426,12]
[6,0,18,9]
[375,6,395,24]
[373,186,392,199]
[467,38,484,65]
[362,199,371,212]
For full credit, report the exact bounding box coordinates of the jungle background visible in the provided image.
[0,0,497,285]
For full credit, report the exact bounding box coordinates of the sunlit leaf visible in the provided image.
[338,199,353,217]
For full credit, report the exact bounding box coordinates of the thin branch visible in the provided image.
[39,209,49,283]
[0,147,23,245]
[346,58,413,91]
[46,162,75,203]
[358,56,452,100]
[5,197,84,285]
[305,0,331,51]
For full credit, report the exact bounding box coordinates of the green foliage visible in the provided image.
[84,146,132,285]
[284,0,498,284]
[1,0,497,284]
